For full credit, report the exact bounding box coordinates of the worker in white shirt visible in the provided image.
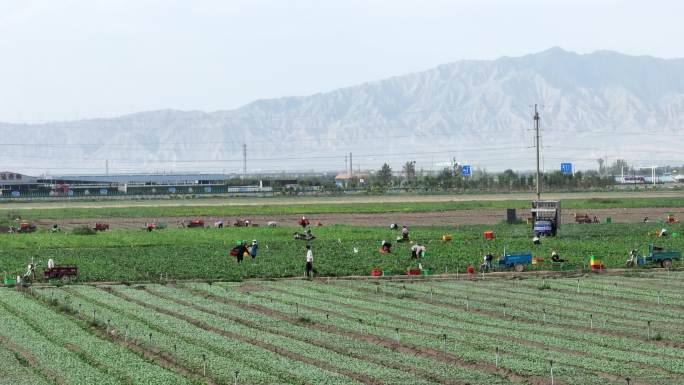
[305,245,314,278]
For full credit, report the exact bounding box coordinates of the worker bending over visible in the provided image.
[550,251,565,263]
[380,240,392,254]
[397,225,410,243]
[410,244,426,259]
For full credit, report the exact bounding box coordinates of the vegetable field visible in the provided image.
[1,222,682,282]
[2,272,684,384]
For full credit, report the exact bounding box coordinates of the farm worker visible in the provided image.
[299,216,310,228]
[381,240,392,254]
[550,251,565,263]
[643,217,649,223]
[250,240,258,259]
[50,224,60,233]
[483,253,494,270]
[659,228,668,237]
[214,220,224,229]
[626,249,638,267]
[23,263,35,280]
[466,265,475,274]
[592,216,599,223]
[234,242,248,264]
[47,258,55,269]
[305,245,314,278]
[532,235,541,245]
[410,244,425,259]
[245,219,251,227]
[390,223,398,230]
[401,226,409,241]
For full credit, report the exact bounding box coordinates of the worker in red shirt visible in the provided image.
[298,216,310,228]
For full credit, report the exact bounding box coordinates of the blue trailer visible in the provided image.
[498,250,533,272]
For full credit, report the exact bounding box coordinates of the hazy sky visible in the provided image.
[2,0,683,122]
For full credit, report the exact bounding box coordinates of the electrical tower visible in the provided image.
[349,152,353,177]
[242,143,247,179]
[534,104,541,199]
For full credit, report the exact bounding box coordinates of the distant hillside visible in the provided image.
[2,47,683,175]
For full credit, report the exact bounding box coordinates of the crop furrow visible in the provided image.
[266,281,677,382]
[149,284,495,385]
[61,285,316,385]
[0,334,64,385]
[105,286,384,385]
[26,288,224,385]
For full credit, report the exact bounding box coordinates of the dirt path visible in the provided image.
[4,190,682,210]
[32,206,684,228]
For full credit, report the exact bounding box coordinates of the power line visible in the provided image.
[534,104,541,199]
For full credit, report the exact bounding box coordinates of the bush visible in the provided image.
[72,225,96,235]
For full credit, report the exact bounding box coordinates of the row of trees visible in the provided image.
[368,162,616,192]
[229,159,677,194]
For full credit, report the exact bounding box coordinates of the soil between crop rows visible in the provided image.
[32,206,684,229]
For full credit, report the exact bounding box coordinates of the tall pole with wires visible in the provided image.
[242,143,247,179]
[534,104,541,200]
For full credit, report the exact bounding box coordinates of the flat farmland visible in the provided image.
[2,272,684,385]
[0,222,682,282]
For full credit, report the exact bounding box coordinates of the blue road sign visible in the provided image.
[560,163,572,174]
[461,165,471,176]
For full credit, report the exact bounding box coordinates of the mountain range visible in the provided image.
[2,47,683,176]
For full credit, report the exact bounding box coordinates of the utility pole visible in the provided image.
[345,155,348,174]
[534,104,541,200]
[349,152,353,177]
[242,143,247,179]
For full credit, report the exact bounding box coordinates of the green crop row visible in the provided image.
[0,290,191,385]
[3,272,682,385]
[145,284,510,385]
[240,278,682,384]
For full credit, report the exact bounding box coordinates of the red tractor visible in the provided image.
[93,223,110,231]
[185,219,205,228]
[17,221,37,233]
[44,265,78,282]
